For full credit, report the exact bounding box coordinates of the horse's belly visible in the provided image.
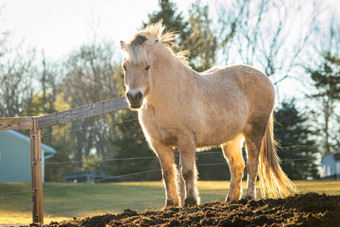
[195,112,247,148]
[195,126,242,148]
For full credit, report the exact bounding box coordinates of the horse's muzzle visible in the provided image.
[126,90,143,109]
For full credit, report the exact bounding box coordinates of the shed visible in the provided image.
[321,153,340,180]
[0,130,56,182]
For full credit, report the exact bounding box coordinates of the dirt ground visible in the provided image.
[45,193,340,227]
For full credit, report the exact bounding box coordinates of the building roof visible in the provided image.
[323,152,340,161]
[1,130,56,154]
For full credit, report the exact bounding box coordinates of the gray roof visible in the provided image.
[323,152,340,161]
[1,130,56,154]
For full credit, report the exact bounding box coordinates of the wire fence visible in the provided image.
[0,162,225,195]
[0,150,316,169]
[0,111,319,194]
[0,155,318,196]
[0,108,331,220]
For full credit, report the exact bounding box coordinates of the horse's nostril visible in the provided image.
[136,91,143,100]
[127,92,133,101]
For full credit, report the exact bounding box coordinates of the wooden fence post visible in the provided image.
[30,117,44,224]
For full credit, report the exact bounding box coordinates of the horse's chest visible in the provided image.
[139,107,179,146]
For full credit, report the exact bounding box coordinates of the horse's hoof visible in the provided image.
[164,199,179,208]
[225,197,237,203]
[244,195,255,200]
[184,197,198,207]
[226,194,242,202]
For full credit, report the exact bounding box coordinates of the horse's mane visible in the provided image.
[124,21,190,66]
[140,21,176,46]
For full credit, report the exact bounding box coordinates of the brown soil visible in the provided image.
[44,193,340,227]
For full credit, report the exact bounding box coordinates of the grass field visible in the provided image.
[0,180,339,224]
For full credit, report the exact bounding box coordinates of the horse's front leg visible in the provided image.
[178,137,200,207]
[151,140,180,207]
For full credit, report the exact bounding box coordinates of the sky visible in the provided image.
[0,0,193,61]
[1,0,340,101]
[1,0,339,60]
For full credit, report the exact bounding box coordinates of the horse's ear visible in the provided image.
[120,41,127,50]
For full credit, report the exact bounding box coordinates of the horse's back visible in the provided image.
[202,64,275,113]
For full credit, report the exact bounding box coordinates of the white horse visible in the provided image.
[120,22,297,207]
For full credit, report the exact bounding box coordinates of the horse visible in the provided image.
[120,21,298,207]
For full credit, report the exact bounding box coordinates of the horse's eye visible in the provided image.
[145,65,150,71]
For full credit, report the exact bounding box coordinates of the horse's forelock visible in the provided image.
[131,35,148,48]
[125,44,148,64]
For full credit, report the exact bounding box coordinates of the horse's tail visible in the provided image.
[258,113,298,198]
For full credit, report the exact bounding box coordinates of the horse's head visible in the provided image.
[120,33,159,109]
[120,21,178,109]
[120,53,151,109]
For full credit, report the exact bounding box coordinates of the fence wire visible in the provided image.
[0,105,329,218]
[0,157,318,196]
[0,162,226,195]
[0,149,316,168]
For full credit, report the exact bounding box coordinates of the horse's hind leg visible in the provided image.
[178,137,200,207]
[151,140,179,207]
[221,134,245,201]
[244,117,268,200]
[178,153,186,206]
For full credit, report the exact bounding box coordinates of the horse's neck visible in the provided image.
[148,57,197,102]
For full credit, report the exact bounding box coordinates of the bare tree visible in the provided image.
[0,48,36,117]
[0,6,36,117]
[62,42,120,167]
[217,0,319,88]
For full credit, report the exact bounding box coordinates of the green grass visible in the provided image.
[0,180,339,224]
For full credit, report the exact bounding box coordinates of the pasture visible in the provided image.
[0,180,339,225]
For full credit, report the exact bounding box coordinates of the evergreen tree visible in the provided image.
[275,101,319,180]
[143,0,187,36]
[310,52,340,101]
[107,108,160,180]
[181,2,217,71]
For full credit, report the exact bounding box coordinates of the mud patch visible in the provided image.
[45,193,340,226]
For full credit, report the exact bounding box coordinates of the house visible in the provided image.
[321,153,340,180]
[0,130,56,182]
